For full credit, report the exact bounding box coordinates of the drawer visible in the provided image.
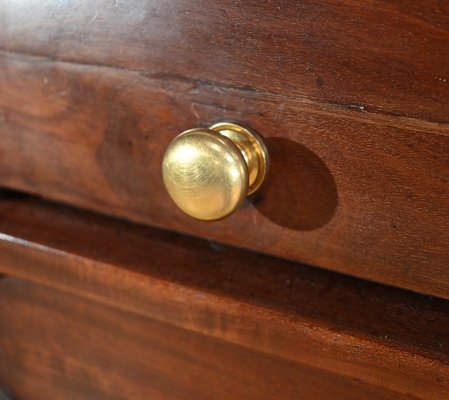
[0,2,448,298]
[0,196,448,400]
[2,278,399,400]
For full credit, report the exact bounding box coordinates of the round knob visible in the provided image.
[162,122,269,221]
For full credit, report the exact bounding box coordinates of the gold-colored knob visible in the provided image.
[162,122,269,221]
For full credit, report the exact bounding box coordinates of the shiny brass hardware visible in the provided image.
[162,122,269,221]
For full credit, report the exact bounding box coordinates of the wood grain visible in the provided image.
[0,0,448,123]
[0,52,448,298]
[0,277,419,400]
[0,195,448,399]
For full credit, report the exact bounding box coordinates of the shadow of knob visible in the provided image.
[256,138,338,231]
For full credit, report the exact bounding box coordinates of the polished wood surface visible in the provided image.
[0,194,448,400]
[1,2,448,398]
[0,277,418,400]
[0,51,448,298]
[0,1,448,123]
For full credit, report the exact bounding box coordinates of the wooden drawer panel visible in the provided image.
[0,53,448,298]
[0,1,448,123]
[0,277,418,400]
[0,196,449,399]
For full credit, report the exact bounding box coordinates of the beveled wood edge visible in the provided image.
[0,194,448,400]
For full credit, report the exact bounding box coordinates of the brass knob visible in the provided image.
[162,122,269,221]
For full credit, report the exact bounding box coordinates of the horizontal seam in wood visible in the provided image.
[0,47,448,137]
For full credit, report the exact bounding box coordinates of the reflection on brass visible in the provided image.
[162,122,269,221]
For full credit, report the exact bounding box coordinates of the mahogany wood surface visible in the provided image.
[1,3,448,398]
[0,51,448,298]
[0,277,418,400]
[0,1,448,123]
[0,194,448,399]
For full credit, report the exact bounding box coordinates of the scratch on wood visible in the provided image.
[190,102,201,123]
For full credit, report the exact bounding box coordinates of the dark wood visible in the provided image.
[1,3,448,398]
[0,1,448,123]
[0,52,448,298]
[0,277,418,400]
[0,195,448,399]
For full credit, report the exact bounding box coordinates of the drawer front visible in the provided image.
[0,2,448,298]
[0,277,415,400]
